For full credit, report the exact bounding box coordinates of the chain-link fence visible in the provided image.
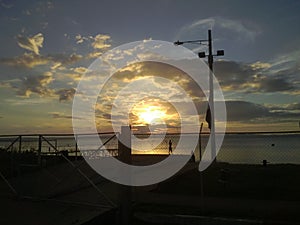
[1,132,299,171]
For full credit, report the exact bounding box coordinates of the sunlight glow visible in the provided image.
[129,98,181,133]
[138,107,167,125]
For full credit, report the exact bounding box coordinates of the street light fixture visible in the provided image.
[198,52,206,58]
[216,50,225,56]
[174,29,224,162]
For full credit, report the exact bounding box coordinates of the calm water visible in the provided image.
[1,133,299,164]
[216,133,300,164]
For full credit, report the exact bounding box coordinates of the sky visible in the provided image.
[0,0,300,134]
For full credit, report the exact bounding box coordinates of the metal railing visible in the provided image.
[0,132,118,208]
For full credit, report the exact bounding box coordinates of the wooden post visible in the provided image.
[118,126,132,225]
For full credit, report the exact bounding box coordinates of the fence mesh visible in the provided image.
[1,132,299,166]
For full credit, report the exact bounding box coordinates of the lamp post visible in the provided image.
[174,29,224,162]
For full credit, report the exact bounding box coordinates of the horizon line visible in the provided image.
[0,130,300,137]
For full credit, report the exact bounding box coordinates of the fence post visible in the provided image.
[118,126,132,225]
[18,135,22,153]
[38,135,42,166]
[17,135,22,179]
[10,141,14,177]
[75,134,78,160]
[118,126,132,164]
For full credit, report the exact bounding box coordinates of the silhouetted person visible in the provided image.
[168,140,172,154]
[191,153,195,162]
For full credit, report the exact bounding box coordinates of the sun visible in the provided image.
[129,98,181,133]
[138,107,166,125]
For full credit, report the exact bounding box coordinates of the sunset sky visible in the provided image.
[0,0,300,134]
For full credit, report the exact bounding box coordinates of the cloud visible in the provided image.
[267,51,300,84]
[36,1,54,11]
[87,51,103,59]
[4,97,53,106]
[91,34,111,49]
[258,76,294,92]
[75,34,88,44]
[72,66,88,74]
[51,53,83,67]
[75,34,110,48]
[225,101,300,123]
[0,52,82,68]
[250,61,271,70]
[55,88,76,102]
[214,58,299,94]
[96,99,299,130]
[0,53,50,68]
[4,75,77,101]
[17,33,44,55]
[50,112,75,120]
[0,1,13,8]
[176,17,261,43]
[16,74,54,97]
[267,102,300,112]
[214,60,253,91]
[0,79,15,88]
[23,9,31,16]
[56,66,88,81]
[91,61,207,128]
[286,103,300,111]
[74,33,111,59]
[225,101,270,122]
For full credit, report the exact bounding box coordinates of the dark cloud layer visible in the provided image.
[225,101,300,123]
[226,101,270,121]
[214,60,298,94]
[258,76,295,92]
[214,60,253,89]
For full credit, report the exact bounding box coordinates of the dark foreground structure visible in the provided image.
[1,156,300,225]
[1,130,300,224]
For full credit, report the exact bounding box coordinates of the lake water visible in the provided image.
[1,133,299,165]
